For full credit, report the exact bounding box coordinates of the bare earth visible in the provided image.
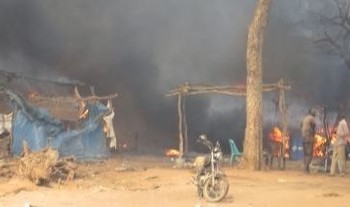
[0,154,349,207]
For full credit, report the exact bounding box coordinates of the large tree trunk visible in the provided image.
[242,0,272,170]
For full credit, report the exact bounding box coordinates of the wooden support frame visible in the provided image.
[28,86,118,121]
[166,79,291,159]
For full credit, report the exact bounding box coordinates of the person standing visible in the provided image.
[301,109,316,173]
[330,114,349,176]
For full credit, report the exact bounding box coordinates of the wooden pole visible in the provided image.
[182,95,188,156]
[278,79,288,164]
[90,85,96,96]
[177,93,184,158]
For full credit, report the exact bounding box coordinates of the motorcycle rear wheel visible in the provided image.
[203,175,229,202]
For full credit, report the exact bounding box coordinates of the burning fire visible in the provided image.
[269,127,290,158]
[313,134,327,157]
[312,128,336,158]
[165,148,180,158]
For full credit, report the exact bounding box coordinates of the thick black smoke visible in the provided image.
[0,0,348,153]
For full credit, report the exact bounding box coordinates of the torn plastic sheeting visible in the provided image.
[7,90,110,160]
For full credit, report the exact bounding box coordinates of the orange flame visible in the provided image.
[312,128,336,158]
[269,127,290,158]
[269,127,283,143]
[313,134,327,157]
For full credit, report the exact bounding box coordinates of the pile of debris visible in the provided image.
[0,160,16,178]
[17,142,77,185]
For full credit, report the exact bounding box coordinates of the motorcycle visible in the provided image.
[193,134,229,202]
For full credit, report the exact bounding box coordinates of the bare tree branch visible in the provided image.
[313,0,350,69]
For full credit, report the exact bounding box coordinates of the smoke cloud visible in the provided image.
[0,0,348,153]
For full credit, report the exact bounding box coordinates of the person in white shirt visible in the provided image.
[330,114,349,176]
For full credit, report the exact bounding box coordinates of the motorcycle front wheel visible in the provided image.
[203,175,229,202]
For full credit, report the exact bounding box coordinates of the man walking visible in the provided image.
[330,114,349,176]
[301,109,316,173]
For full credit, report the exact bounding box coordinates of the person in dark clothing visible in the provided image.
[301,109,316,173]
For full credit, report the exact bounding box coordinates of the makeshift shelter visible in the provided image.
[166,79,291,166]
[3,87,118,160]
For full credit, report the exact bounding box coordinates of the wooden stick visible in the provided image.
[165,81,291,97]
[30,93,118,103]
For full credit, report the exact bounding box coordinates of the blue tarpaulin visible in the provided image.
[5,89,110,160]
[290,137,303,160]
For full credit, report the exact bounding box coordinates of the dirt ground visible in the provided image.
[0,154,349,207]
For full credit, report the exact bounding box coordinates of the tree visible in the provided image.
[314,0,350,69]
[242,0,272,170]
[310,0,350,124]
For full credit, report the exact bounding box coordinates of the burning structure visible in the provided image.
[309,126,337,172]
[268,126,290,159]
[0,71,118,160]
